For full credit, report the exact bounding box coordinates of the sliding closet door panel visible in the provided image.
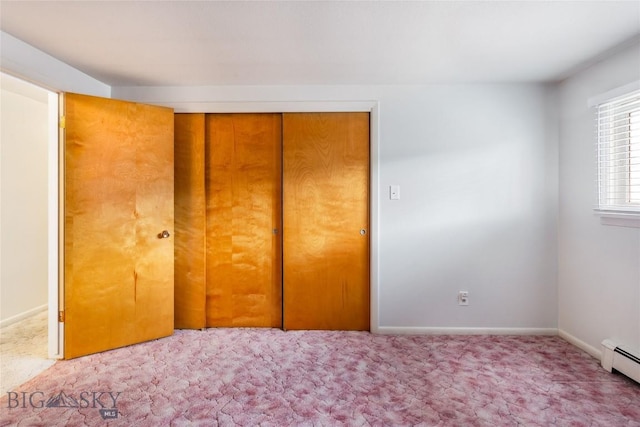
[174,114,206,329]
[206,113,282,327]
[283,112,370,331]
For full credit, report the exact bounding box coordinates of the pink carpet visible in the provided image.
[1,329,639,426]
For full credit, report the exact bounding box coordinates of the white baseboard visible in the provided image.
[0,304,47,328]
[558,329,602,360]
[376,326,558,336]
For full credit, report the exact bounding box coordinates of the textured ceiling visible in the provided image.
[1,1,639,87]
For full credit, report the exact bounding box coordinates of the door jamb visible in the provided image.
[48,91,63,359]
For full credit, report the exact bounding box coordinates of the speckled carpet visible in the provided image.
[1,329,639,426]
[0,310,54,395]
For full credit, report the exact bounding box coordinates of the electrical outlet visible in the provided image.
[458,291,469,306]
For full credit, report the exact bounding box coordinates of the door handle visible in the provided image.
[158,230,170,239]
[360,229,367,236]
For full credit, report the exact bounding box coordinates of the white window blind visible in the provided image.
[597,89,640,213]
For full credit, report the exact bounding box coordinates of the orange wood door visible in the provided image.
[205,114,282,327]
[63,93,174,359]
[174,114,206,329]
[282,112,370,331]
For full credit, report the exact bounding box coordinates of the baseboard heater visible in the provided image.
[601,339,640,384]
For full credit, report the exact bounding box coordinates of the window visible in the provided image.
[596,89,640,213]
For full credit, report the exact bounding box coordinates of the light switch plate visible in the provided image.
[390,185,400,200]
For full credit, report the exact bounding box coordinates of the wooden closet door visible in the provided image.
[206,114,282,327]
[174,114,206,329]
[283,112,370,331]
[63,93,174,359]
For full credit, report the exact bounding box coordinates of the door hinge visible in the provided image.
[58,311,65,322]
[59,116,66,129]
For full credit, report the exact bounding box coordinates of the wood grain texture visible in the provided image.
[64,93,174,359]
[205,114,282,327]
[174,114,206,329]
[283,112,370,331]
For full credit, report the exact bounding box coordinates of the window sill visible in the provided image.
[594,209,640,228]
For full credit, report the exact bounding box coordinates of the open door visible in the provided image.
[62,93,174,359]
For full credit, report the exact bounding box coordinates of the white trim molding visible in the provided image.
[595,210,640,228]
[558,329,602,360]
[49,91,63,359]
[377,326,558,336]
[161,100,378,114]
[0,304,47,328]
[588,80,640,108]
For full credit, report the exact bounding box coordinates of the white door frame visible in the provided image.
[168,100,381,332]
[48,91,63,359]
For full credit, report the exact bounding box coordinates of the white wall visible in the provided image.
[377,85,558,331]
[114,83,559,333]
[558,42,640,356]
[1,32,561,334]
[0,31,110,98]
[0,74,49,323]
